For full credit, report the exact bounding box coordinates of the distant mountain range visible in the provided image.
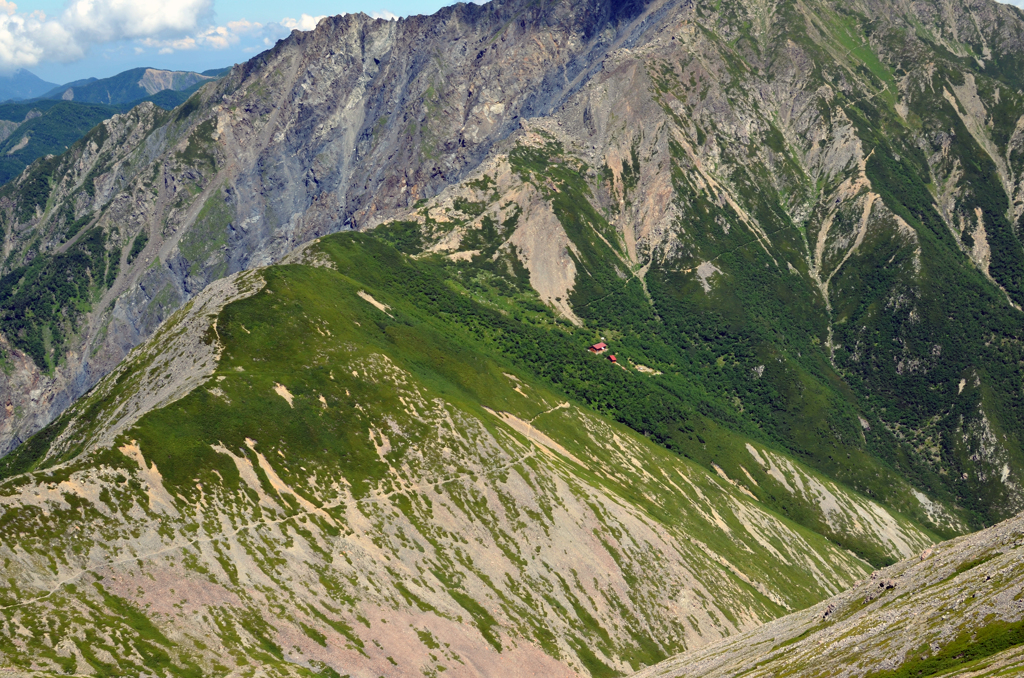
[0,66,230,185]
[37,66,229,106]
[0,69,58,102]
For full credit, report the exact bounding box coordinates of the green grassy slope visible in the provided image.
[372,135,946,566]
[0,233,919,677]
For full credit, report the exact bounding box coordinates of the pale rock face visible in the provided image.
[136,69,214,96]
[506,186,583,324]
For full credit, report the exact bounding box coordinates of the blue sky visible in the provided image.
[3,0,456,85]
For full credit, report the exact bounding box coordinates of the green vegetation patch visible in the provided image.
[0,413,69,478]
[6,153,62,223]
[867,618,1024,678]
[127,230,149,264]
[0,227,117,371]
[373,220,423,255]
[952,552,1000,576]
[175,118,217,170]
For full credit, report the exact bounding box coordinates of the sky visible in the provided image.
[1,0,455,85]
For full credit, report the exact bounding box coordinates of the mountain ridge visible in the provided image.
[0,232,908,675]
[37,67,219,106]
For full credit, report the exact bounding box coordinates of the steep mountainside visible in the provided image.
[0,232,931,676]
[0,67,231,189]
[3,0,1024,565]
[0,101,120,186]
[0,0,671,458]
[633,508,1024,678]
[365,0,1024,535]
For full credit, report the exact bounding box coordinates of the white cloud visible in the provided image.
[0,0,211,70]
[139,18,263,53]
[61,0,211,42]
[370,11,398,21]
[281,14,326,32]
